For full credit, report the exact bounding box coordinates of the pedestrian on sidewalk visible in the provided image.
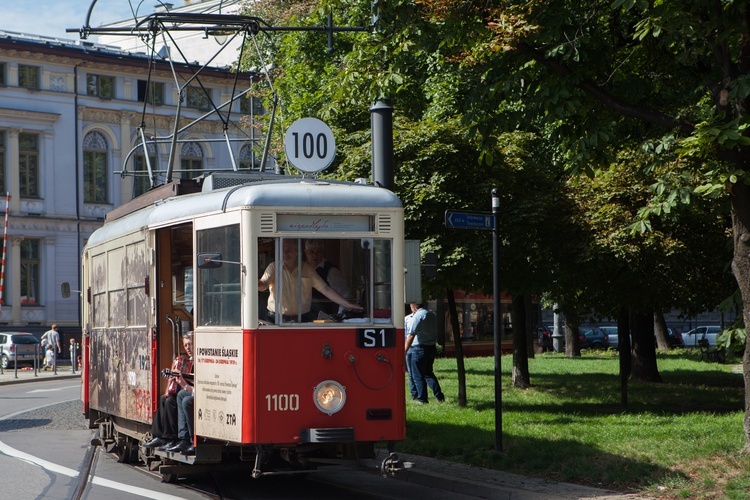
[41,324,62,356]
[43,345,55,371]
[405,303,445,404]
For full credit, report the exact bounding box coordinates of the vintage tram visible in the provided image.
[77,171,410,480]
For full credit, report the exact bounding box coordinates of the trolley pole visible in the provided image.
[491,188,502,452]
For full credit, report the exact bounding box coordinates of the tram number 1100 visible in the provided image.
[266,393,300,412]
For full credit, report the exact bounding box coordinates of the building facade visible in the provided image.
[0,27,264,345]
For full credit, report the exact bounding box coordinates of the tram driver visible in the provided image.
[258,239,362,323]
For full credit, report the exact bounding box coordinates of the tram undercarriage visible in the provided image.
[90,413,410,483]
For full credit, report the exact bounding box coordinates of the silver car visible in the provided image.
[681,326,721,348]
[0,332,43,369]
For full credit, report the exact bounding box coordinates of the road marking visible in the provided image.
[0,441,187,500]
[27,385,80,393]
[0,400,186,500]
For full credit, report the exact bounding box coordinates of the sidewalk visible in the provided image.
[0,360,80,385]
[1,364,642,499]
[379,450,642,500]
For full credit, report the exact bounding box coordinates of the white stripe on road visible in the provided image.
[27,385,81,393]
[0,441,188,500]
[0,440,79,476]
[0,401,187,500]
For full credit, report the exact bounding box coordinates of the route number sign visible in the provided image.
[284,117,336,173]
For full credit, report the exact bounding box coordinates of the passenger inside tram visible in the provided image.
[257,239,363,323]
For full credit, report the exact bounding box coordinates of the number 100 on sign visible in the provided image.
[284,117,336,173]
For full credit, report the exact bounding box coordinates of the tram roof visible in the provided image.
[87,177,402,247]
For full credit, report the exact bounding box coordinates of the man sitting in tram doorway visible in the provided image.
[258,239,362,323]
[143,332,194,450]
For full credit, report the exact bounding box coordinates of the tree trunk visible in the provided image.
[564,309,581,357]
[446,289,467,408]
[511,295,531,388]
[525,296,536,358]
[630,309,662,382]
[728,183,750,454]
[618,307,631,408]
[654,310,670,351]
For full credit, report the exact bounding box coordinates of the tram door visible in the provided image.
[155,224,194,394]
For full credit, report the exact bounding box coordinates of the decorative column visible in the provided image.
[11,236,22,325]
[8,129,21,213]
[120,111,132,203]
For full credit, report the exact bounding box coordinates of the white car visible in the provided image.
[681,326,721,348]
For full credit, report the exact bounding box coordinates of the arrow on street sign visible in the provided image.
[445,210,495,230]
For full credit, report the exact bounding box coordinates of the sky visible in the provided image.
[2,1,150,41]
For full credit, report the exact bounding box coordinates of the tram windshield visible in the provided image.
[258,237,392,325]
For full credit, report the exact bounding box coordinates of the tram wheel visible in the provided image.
[116,441,132,463]
[161,473,178,484]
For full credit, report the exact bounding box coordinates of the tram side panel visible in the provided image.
[86,236,154,426]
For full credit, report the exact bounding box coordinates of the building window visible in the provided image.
[0,132,5,192]
[83,131,109,203]
[186,86,211,110]
[18,65,40,90]
[137,80,164,105]
[240,95,265,116]
[86,74,114,98]
[0,63,6,86]
[180,142,203,179]
[19,133,39,198]
[133,143,157,198]
[239,144,260,171]
[21,239,40,306]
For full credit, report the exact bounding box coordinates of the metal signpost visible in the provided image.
[445,197,502,451]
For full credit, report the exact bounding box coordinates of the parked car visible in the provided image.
[681,326,721,348]
[0,332,43,369]
[667,328,684,347]
[537,326,553,352]
[599,326,618,348]
[581,327,609,349]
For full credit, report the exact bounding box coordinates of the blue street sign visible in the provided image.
[445,210,495,230]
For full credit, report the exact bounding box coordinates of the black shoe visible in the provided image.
[436,395,445,403]
[166,440,192,453]
[182,445,195,456]
[143,437,168,448]
[157,440,179,451]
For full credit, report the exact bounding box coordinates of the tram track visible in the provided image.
[73,435,224,500]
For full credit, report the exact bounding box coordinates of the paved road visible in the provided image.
[0,365,648,500]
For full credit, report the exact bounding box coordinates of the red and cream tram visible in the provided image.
[77,172,409,480]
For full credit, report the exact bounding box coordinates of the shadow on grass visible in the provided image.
[400,419,684,490]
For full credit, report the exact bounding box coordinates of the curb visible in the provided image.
[380,451,637,500]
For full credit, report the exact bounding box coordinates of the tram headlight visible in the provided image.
[313,380,346,415]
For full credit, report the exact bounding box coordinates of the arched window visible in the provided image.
[239,144,259,171]
[133,142,157,198]
[180,142,204,179]
[83,131,108,203]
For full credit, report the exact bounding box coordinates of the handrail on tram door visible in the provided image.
[166,315,180,361]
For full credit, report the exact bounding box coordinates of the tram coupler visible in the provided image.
[380,453,413,478]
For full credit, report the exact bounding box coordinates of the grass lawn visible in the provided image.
[397,349,750,499]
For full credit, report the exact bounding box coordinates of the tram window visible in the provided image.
[257,237,393,325]
[196,225,241,326]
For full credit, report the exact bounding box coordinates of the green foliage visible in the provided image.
[716,327,747,357]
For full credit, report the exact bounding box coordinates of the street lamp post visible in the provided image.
[492,188,502,452]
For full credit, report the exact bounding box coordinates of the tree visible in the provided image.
[416,0,750,449]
